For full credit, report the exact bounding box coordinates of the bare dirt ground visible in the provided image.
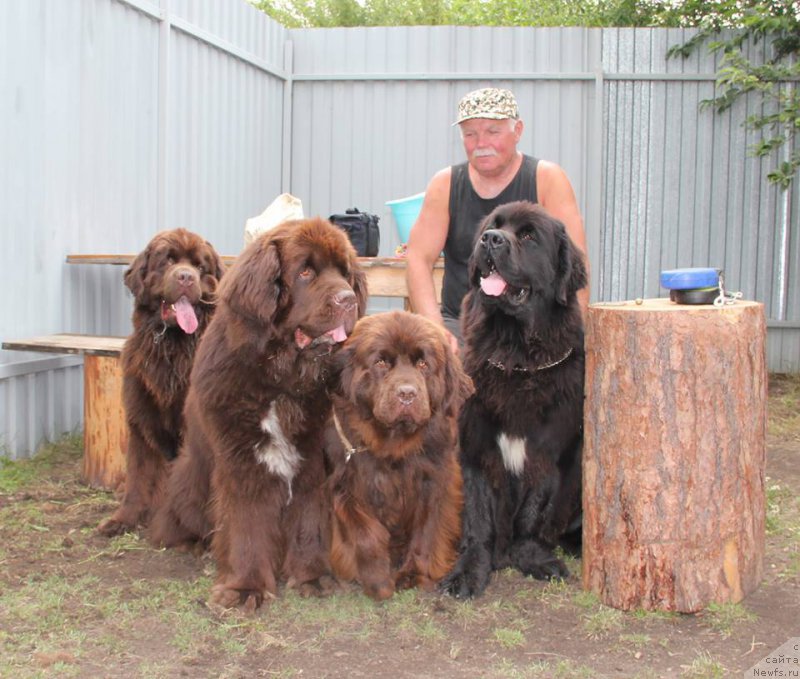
[0,375,798,678]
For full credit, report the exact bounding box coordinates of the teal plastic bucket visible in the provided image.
[386,192,424,243]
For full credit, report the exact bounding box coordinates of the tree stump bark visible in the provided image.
[582,298,766,612]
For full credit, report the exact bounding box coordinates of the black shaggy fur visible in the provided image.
[441,201,587,599]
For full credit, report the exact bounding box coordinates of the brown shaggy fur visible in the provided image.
[150,218,367,611]
[97,228,225,537]
[325,311,473,600]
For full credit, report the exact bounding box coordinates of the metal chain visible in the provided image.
[713,272,743,307]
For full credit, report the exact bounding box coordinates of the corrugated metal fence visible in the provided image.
[1,0,797,458]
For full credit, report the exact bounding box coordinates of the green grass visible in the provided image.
[525,659,596,678]
[482,586,528,619]
[768,374,800,440]
[570,588,602,609]
[764,476,800,579]
[448,597,482,628]
[1,395,797,678]
[766,481,795,534]
[493,626,526,648]
[0,574,100,675]
[778,548,800,580]
[582,606,624,639]
[385,589,449,641]
[553,546,580,576]
[0,434,83,493]
[702,602,757,637]
[537,577,573,609]
[277,588,380,629]
[680,651,726,678]
[618,632,652,649]
[0,562,254,676]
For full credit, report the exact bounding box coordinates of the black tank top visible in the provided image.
[442,154,539,318]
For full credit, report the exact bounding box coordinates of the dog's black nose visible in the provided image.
[397,384,417,405]
[333,289,357,311]
[481,229,507,250]
[176,268,197,286]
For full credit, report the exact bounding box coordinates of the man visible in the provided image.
[405,87,589,353]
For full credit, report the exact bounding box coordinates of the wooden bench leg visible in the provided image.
[82,355,127,491]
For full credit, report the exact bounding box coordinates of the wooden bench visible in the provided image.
[4,256,443,490]
[2,334,127,490]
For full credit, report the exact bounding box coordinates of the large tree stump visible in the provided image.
[582,298,766,612]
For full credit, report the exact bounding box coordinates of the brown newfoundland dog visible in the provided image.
[97,228,224,537]
[325,311,473,600]
[150,217,367,610]
[441,201,587,599]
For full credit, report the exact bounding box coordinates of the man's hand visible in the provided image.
[445,328,460,356]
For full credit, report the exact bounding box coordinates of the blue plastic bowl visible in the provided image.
[386,192,424,243]
[660,267,721,290]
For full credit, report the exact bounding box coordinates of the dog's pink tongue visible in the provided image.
[326,324,348,343]
[480,272,508,297]
[174,296,199,334]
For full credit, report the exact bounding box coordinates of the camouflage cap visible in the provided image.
[453,88,519,125]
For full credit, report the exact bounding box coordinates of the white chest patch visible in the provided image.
[497,433,526,476]
[255,405,303,496]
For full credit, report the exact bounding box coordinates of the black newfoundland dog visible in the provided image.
[441,200,587,599]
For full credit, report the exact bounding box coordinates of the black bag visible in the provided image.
[329,208,380,257]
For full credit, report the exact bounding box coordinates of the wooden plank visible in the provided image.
[66,253,444,301]
[2,334,126,357]
[65,254,140,266]
[361,262,443,301]
[66,253,442,269]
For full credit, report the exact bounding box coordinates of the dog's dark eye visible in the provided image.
[197,264,205,274]
[416,358,428,370]
[520,232,534,241]
[167,256,175,265]
[375,358,387,368]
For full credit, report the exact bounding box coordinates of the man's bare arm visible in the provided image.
[405,168,459,351]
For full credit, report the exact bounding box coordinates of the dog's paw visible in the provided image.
[171,539,207,557]
[209,583,272,612]
[522,554,570,581]
[292,575,338,598]
[394,569,419,591]
[364,580,395,601]
[96,517,133,538]
[439,568,488,599]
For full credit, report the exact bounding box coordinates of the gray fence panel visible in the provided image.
[0,358,83,461]
[166,27,286,254]
[1,0,160,350]
[288,26,600,264]
[0,0,287,458]
[600,28,799,373]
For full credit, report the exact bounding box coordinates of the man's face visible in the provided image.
[459,117,522,177]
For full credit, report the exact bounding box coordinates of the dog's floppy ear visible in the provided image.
[207,243,226,282]
[555,224,588,307]
[329,335,357,399]
[124,245,152,305]
[351,266,369,319]
[219,234,282,325]
[440,333,474,418]
[467,213,493,287]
